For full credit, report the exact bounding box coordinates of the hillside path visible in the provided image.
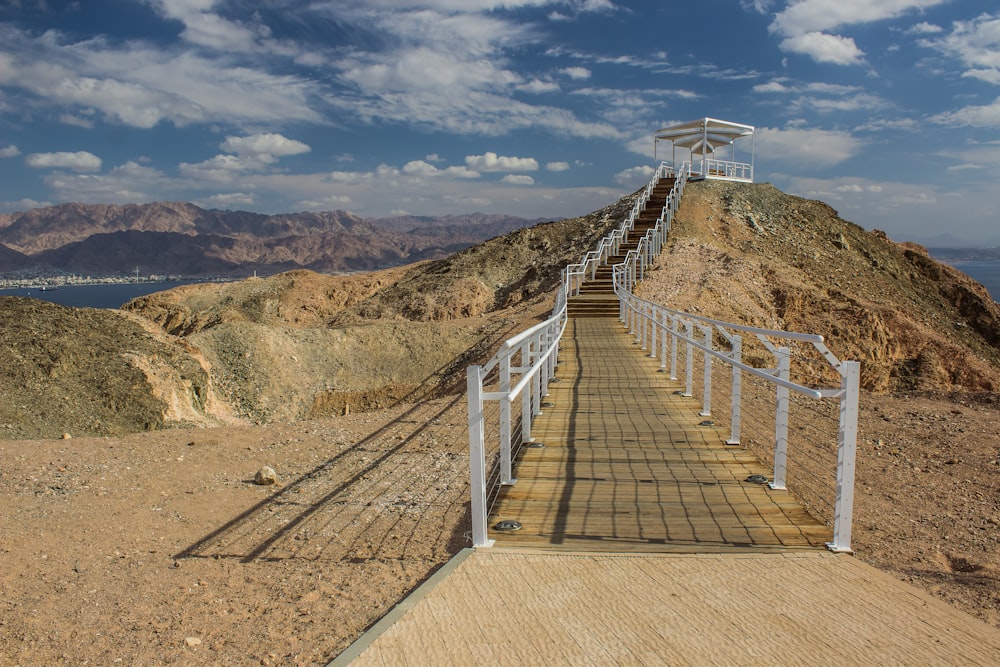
[334,318,1000,664]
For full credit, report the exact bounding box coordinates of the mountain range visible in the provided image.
[0,202,546,276]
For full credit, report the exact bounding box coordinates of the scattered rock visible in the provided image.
[61,433,72,440]
[184,637,202,647]
[254,466,278,485]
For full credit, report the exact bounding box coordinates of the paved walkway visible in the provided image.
[333,317,1000,664]
[338,549,1000,665]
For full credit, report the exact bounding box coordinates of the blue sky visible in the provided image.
[1,0,998,245]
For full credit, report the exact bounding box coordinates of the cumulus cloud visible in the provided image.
[465,152,539,172]
[614,165,655,186]
[768,0,947,65]
[562,66,591,80]
[0,27,322,129]
[770,0,947,36]
[1,198,49,212]
[546,161,570,171]
[203,192,256,208]
[756,126,864,167]
[930,96,1000,128]
[779,32,865,65]
[220,133,311,161]
[501,174,534,185]
[920,13,1000,85]
[37,160,166,204]
[0,145,21,158]
[25,151,102,170]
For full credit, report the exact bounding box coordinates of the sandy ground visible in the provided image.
[2,389,998,666]
[1,398,472,666]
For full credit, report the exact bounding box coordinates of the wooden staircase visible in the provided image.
[566,177,675,318]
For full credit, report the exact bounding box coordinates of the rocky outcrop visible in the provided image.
[636,180,1000,393]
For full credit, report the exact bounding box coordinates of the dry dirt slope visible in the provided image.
[1,181,999,665]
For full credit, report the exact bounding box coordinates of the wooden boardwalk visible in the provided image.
[336,315,1000,665]
[488,317,830,552]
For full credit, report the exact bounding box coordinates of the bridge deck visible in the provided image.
[489,317,830,552]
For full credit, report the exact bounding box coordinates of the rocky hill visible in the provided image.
[1,180,998,440]
[0,202,544,276]
[636,180,1000,393]
[0,195,633,438]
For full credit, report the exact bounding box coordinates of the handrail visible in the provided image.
[466,161,682,547]
[611,229,859,553]
[465,159,864,554]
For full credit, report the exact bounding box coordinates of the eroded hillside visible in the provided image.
[0,195,633,438]
[636,180,1000,392]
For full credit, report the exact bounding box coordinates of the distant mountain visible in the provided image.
[0,202,546,276]
[0,243,38,272]
[928,247,1000,262]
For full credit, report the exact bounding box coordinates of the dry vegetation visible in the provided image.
[1,180,998,664]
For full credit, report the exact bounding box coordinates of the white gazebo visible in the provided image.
[655,117,755,182]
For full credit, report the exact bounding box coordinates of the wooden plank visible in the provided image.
[489,317,831,553]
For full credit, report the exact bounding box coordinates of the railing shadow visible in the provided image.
[174,395,472,564]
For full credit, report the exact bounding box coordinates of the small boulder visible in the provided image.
[254,466,278,485]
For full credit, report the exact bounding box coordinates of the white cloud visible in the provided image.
[776,175,1000,244]
[964,69,1000,85]
[614,165,655,186]
[179,154,253,182]
[756,126,863,167]
[38,160,166,204]
[203,192,256,208]
[402,159,440,176]
[501,174,535,185]
[220,133,310,160]
[0,145,20,158]
[1,198,49,211]
[905,21,942,35]
[25,151,102,170]
[779,32,865,65]
[546,161,570,171]
[465,152,539,172]
[562,66,591,80]
[771,0,948,36]
[0,27,322,129]
[921,13,1000,85]
[930,96,1000,128]
[769,0,947,65]
[518,78,561,94]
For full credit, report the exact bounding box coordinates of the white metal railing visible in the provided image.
[466,302,566,547]
[562,161,684,297]
[612,274,860,553]
[686,158,753,182]
[467,162,684,547]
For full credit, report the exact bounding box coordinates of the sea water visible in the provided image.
[2,260,998,310]
[948,261,1000,303]
[0,281,191,309]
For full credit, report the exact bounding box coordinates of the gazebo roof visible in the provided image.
[655,117,754,154]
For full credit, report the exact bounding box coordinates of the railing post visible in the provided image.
[770,347,790,490]
[467,365,493,548]
[649,304,657,359]
[520,340,532,443]
[829,360,860,553]
[727,336,742,445]
[684,321,694,397]
[499,351,513,485]
[531,337,542,418]
[641,303,648,351]
[670,316,679,380]
[700,325,712,417]
[659,310,668,370]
